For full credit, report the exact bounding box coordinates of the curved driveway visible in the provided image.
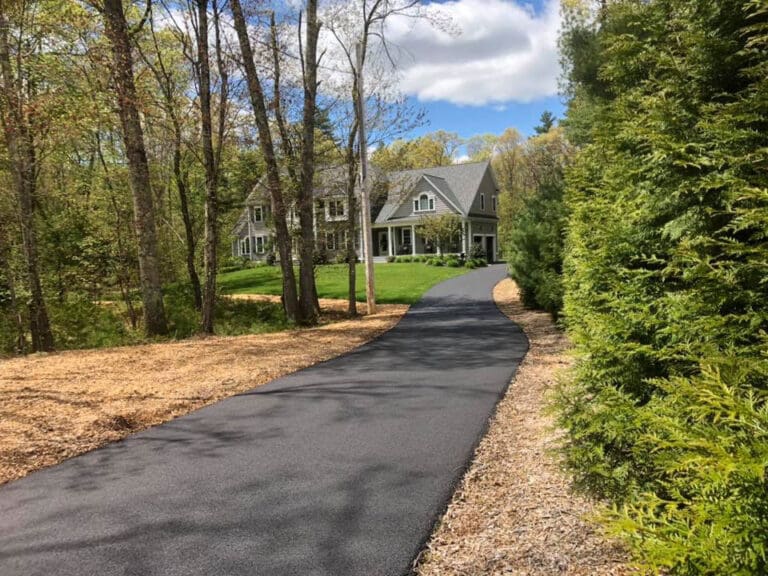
[0,264,528,576]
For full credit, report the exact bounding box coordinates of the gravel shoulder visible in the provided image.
[415,279,632,576]
[0,300,406,485]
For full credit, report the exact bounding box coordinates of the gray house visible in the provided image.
[231,160,499,262]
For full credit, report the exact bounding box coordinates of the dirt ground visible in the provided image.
[415,279,632,576]
[0,298,406,485]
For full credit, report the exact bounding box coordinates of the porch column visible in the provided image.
[360,227,365,259]
[387,226,394,256]
[247,217,253,260]
[467,221,472,254]
[411,224,416,255]
[461,221,467,255]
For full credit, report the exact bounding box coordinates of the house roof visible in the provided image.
[374,161,492,224]
[233,160,495,234]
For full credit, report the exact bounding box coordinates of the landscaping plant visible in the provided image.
[556,0,768,573]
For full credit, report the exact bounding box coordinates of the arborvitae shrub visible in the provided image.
[556,0,768,573]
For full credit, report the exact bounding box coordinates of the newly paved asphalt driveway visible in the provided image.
[0,264,528,576]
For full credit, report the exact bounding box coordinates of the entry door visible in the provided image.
[485,237,494,262]
[379,231,388,255]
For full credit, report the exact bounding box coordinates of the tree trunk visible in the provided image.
[0,12,54,352]
[345,120,359,316]
[0,229,27,354]
[230,0,299,323]
[102,0,168,336]
[172,131,202,310]
[197,0,218,334]
[297,0,321,324]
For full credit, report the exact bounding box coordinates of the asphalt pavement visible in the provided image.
[0,264,528,576]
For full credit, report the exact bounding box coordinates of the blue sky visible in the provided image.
[409,95,566,140]
[382,0,565,143]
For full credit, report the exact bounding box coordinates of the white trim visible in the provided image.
[250,204,264,223]
[422,175,464,215]
[413,192,436,213]
[254,235,268,254]
[325,197,347,222]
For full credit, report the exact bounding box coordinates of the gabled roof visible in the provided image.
[374,161,492,224]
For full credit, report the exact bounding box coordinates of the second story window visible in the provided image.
[326,198,347,221]
[480,194,485,210]
[413,193,435,212]
[251,205,264,223]
[492,196,497,212]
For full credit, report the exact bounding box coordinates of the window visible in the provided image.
[401,228,412,245]
[413,193,435,212]
[250,205,264,222]
[240,237,250,255]
[326,231,347,251]
[492,196,497,212]
[254,236,267,254]
[326,198,346,221]
[480,194,485,210]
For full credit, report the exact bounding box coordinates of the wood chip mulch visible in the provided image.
[0,299,406,486]
[415,279,633,576]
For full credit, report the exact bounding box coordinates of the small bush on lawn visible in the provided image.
[398,256,412,263]
[333,251,350,265]
[445,257,460,267]
[219,256,251,274]
[464,260,476,269]
[386,255,396,263]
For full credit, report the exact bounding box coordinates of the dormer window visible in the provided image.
[250,205,264,222]
[492,195,497,212]
[480,194,485,210]
[413,193,435,213]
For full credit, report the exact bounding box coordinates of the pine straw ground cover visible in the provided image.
[415,279,633,576]
[0,298,406,485]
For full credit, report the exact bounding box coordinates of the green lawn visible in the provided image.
[218,263,468,304]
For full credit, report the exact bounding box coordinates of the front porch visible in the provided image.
[372,224,462,258]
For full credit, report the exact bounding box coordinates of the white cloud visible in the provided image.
[383,0,561,106]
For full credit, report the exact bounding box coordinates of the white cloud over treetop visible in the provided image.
[384,0,561,106]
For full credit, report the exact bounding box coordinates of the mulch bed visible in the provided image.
[0,300,406,485]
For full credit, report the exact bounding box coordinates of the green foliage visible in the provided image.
[417,214,463,255]
[556,0,768,573]
[503,130,569,318]
[386,255,396,263]
[371,130,462,170]
[48,296,136,350]
[164,284,287,339]
[469,242,486,260]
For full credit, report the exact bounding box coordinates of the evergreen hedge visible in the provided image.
[557,0,768,573]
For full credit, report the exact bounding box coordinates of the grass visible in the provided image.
[218,262,469,304]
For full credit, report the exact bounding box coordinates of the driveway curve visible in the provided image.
[0,264,528,576]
